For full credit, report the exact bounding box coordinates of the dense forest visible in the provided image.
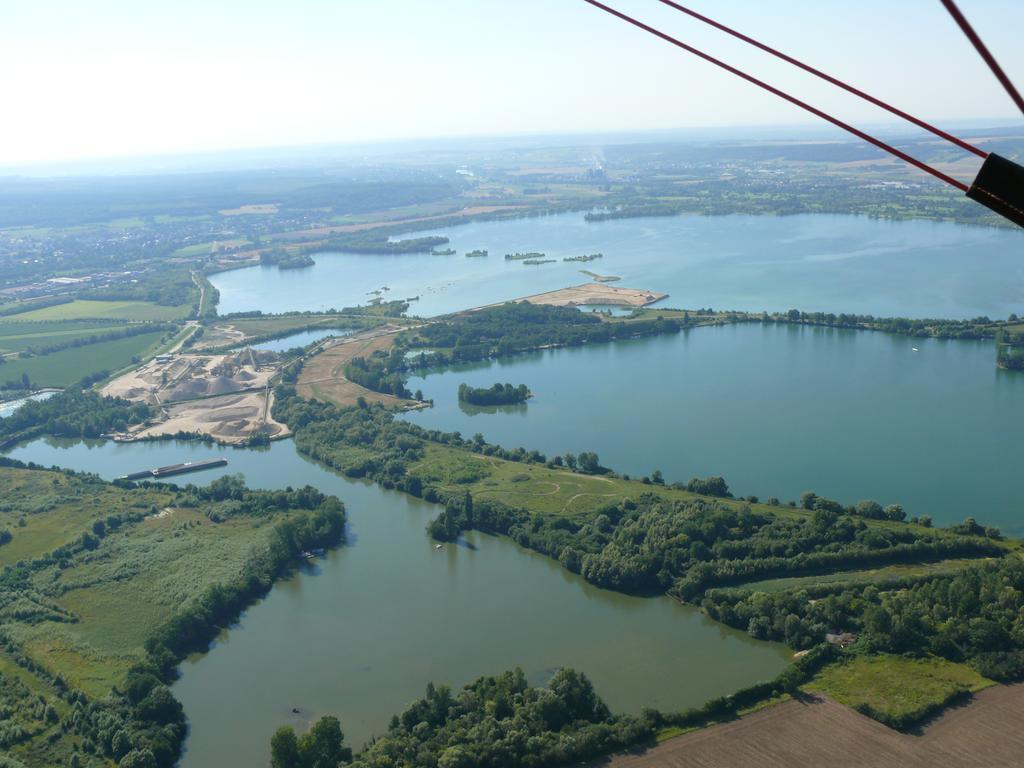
[457,382,530,406]
[259,250,316,270]
[0,390,151,445]
[770,309,1007,340]
[271,668,650,768]
[404,303,683,365]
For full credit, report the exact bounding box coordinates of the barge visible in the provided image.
[119,458,227,481]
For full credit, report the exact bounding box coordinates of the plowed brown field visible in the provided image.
[602,685,1024,768]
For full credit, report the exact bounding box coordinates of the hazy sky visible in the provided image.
[3,0,1023,165]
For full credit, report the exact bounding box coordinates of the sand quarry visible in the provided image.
[474,282,667,311]
[103,349,288,444]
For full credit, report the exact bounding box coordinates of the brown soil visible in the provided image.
[601,685,1024,768]
[296,327,415,409]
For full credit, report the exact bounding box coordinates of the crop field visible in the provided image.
[0,320,125,354]
[804,655,993,728]
[604,684,1024,768]
[0,329,168,387]
[729,558,992,593]
[10,299,192,322]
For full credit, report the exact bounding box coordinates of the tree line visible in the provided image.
[457,382,529,406]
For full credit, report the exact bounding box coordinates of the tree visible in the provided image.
[118,750,157,768]
[799,491,818,510]
[271,726,302,768]
[299,716,352,767]
[578,452,601,474]
[563,453,577,470]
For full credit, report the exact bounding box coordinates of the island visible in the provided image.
[457,381,530,406]
[259,250,315,270]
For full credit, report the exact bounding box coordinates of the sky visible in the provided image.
[3,0,1023,166]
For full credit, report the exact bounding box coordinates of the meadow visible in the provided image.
[805,655,994,729]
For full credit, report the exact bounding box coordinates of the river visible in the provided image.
[403,322,1024,535]
[210,212,1024,319]
[5,436,790,766]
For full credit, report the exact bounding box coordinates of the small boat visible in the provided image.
[434,543,444,550]
[912,347,919,352]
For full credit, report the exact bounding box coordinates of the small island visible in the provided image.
[259,249,315,270]
[431,248,457,255]
[505,251,545,261]
[564,253,604,263]
[465,249,488,258]
[457,382,531,406]
[522,258,556,266]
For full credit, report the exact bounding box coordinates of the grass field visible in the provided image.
[0,329,168,387]
[404,443,988,536]
[729,558,992,593]
[0,320,125,354]
[10,299,192,322]
[805,655,993,728]
[0,468,174,568]
[0,465,324,766]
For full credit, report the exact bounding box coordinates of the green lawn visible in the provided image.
[805,654,994,729]
[11,299,192,322]
[0,320,125,354]
[0,329,168,387]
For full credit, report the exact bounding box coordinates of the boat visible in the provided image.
[434,543,444,550]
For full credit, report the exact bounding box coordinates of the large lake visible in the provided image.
[211,212,1024,318]
[404,323,1024,534]
[6,437,789,767]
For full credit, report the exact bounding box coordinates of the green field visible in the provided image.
[404,443,973,537]
[729,558,992,593]
[10,299,192,322]
[805,654,993,729]
[0,320,125,354]
[0,329,167,387]
[0,464,342,767]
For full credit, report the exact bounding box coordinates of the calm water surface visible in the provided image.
[211,213,1024,318]
[6,437,790,766]
[251,328,348,352]
[404,323,1024,534]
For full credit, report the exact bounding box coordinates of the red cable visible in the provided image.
[582,0,969,191]
[939,0,1024,118]
[656,0,986,159]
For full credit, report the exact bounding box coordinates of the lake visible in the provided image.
[5,436,790,767]
[211,212,1024,319]
[404,323,1024,534]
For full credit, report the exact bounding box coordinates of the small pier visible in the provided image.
[120,458,228,481]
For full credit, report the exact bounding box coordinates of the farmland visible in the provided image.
[10,299,193,322]
[603,684,1024,768]
[0,320,126,355]
[0,329,169,387]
